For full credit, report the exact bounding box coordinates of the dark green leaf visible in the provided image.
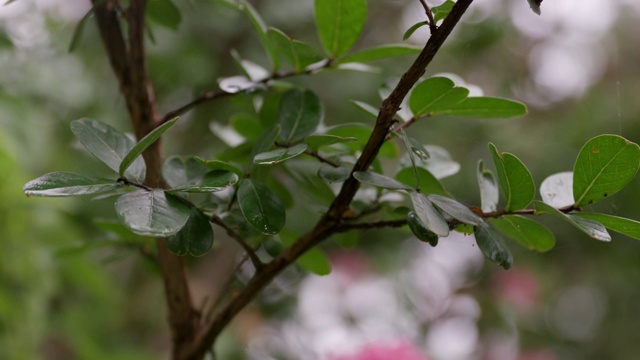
[410,191,449,237]
[574,213,640,241]
[402,21,428,41]
[305,134,357,150]
[238,179,285,235]
[23,172,122,197]
[315,0,367,57]
[409,77,469,117]
[353,171,413,190]
[251,125,281,161]
[572,135,640,206]
[439,97,527,118]
[120,118,178,178]
[115,189,190,237]
[298,248,332,275]
[168,170,238,193]
[491,215,555,252]
[147,0,182,30]
[533,201,611,242]
[68,7,94,52]
[278,89,323,144]
[166,208,214,256]
[162,156,208,188]
[395,167,447,196]
[70,118,146,182]
[337,44,421,64]
[267,28,323,72]
[428,194,482,226]
[474,223,513,269]
[539,171,573,208]
[286,162,335,207]
[407,211,439,246]
[477,160,499,212]
[318,164,351,183]
[527,0,542,15]
[254,143,308,165]
[350,100,379,119]
[489,143,535,211]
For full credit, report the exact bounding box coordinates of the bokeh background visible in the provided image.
[2,0,640,359]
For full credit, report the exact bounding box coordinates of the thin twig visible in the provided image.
[210,215,263,270]
[419,0,438,33]
[275,142,341,168]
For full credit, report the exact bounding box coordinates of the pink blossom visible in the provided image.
[330,340,429,360]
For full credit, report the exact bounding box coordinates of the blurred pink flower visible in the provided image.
[492,268,540,313]
[330,340,429,360]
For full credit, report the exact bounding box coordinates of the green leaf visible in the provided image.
[350,100,379,119]
[326,123,397,158]
[539,171,573,208]
[410,191,449,237]
[432,0,455,23]
[489,143,535,211]
[318,164,351,183]
[238,179,285,235]
[120,118,178,178]
[353,171,413,190]
[230,113,265,140]
[166,208,214,256]
[428,194,483,226]
[395,167,447,196]
[315,0,367,58]
[278,89,323,144]
[533,201,611,242]
[254,143,308,165]
[168,170,238,193]
[70,118,146,182]
[162,156,208,188]
[267,28,323,72]
[407,136,430,160]
[238,0,280,70]
[23,172,122,197]
[407,211,439,246]
[402,21,428,41]
[491,215,555,252]
[146,0,182,30]
[409,77,469,117]
[574,213,640,241]
[286,162,335,207]
[439,97,527,118]
[115,189,190,237]
[477,160,499,212]
[474,223,513,269]
[250,125,281,161]
[298,248,332,275]
[572,135,640,206]
[68,7,93,52]
[305,134,357,150]
[195,157,244,178]
[337,44,421,64]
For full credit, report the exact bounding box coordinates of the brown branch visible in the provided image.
[419,0,438,33]
[210,215,263,270]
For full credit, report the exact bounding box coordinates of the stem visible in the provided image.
[211,215,263,270]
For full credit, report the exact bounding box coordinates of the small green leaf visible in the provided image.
[70,118,146,182]
[439,97,527,118]
[278,89,323,144]
[428,194,482,226]
[402,21,428,41]
[115,189,190,237]
[326,123,398,158]
[477,160,499,212]
[305,134,357,150]
[146,0,182,30]
[286,162,335,207]
[168,170,238,193]
[337,44,421,64]
[489,143,535,211]
[267,28,323,72]
[162,156,208,188]
[230,113,265,140]
[410,191,449,237]
[318,164,351,183]
[254,143,308,165]
[238,179,285,235]
[195,157,243,178]
[250,125,281,161]
[166,208,214,257]
[23,172,122,197]
[533,201,611,242]
[407,136,430,160]
[120,118,178,178]
[539,171,573,208]
[407,211,439,246]
[315,0,367,58]
[353,171,413,190]
[395,167,447,196]
[574,213,640,241]
[432,0,455,23]
[298,248,332,275]
[491,215,555,252]
[474,223,513,269]
[350,100,379,119]
[572,135,640,207]
[409,77,469,117]
[68,7,94,52]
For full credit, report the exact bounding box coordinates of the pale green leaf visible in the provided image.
[337,44,421,64]
[574,213,640,241]
[428,194,482,226]
[115,189,190,237]
[23,172,122,197]
[315,0,367,57]
[353,171,413,190]
[410,191,449,237]
[254,143,308,165]
[120,118,178,178]
[491,215,555,252]
[533,201,611,242]
[477,160,499,212]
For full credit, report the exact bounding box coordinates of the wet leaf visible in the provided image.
[24,172,122,197]
[115,189,190,237]
[410,191,449,237]
[238,179,285,235]
[533,201,610,242]
[166,208,214,257]
[162,156,208,188]
[254,143,308,165]
[120,118,178,179]
[574,213,640,241]
[429,194,482,226]
[474,223,513,269]
[278,89,323,144]
[407,211,439,246]
[168,170,238,193]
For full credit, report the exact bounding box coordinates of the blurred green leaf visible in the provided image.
[439,97,527,118]
[337,44,421,64]
[305,134,357,150]
[491,215,555,252]
[238,179,285,235]
[70,118,146,182]
[278,89,323,144]
[251,125,281,161]
[395,167,447,196]
[254,144,308,165]
[230,113,265,140]
[574,213,640,241]
[407,211,439,246]
[421,145,460,179]
[146,0,182,30]
[23,172,122,197]
[326,123,397,158]
[429,194,482,226]
[238,0,280,70]
[315,0,367,57]
[409,77,469,117]
[474,223,513,269]
[68,7,94,52]
[402,21,428,40]
[572,135,640,206]
[477,160,499,212]
[267,28,324,72]
[195,157,244,178]
[115,189,190,237]
[432,0,455,23]
[533,201,611,242]
[410,191,449,237]
[162,156,209,188]
[539,171,574,208]
[353,171,413,190]
[120,118,178,179]
[166,208,214,256]
[168,170,238,193]
[350,100,379,119]
[298,248,332,275]
[318,164,351,183]
[489,143,535,211]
